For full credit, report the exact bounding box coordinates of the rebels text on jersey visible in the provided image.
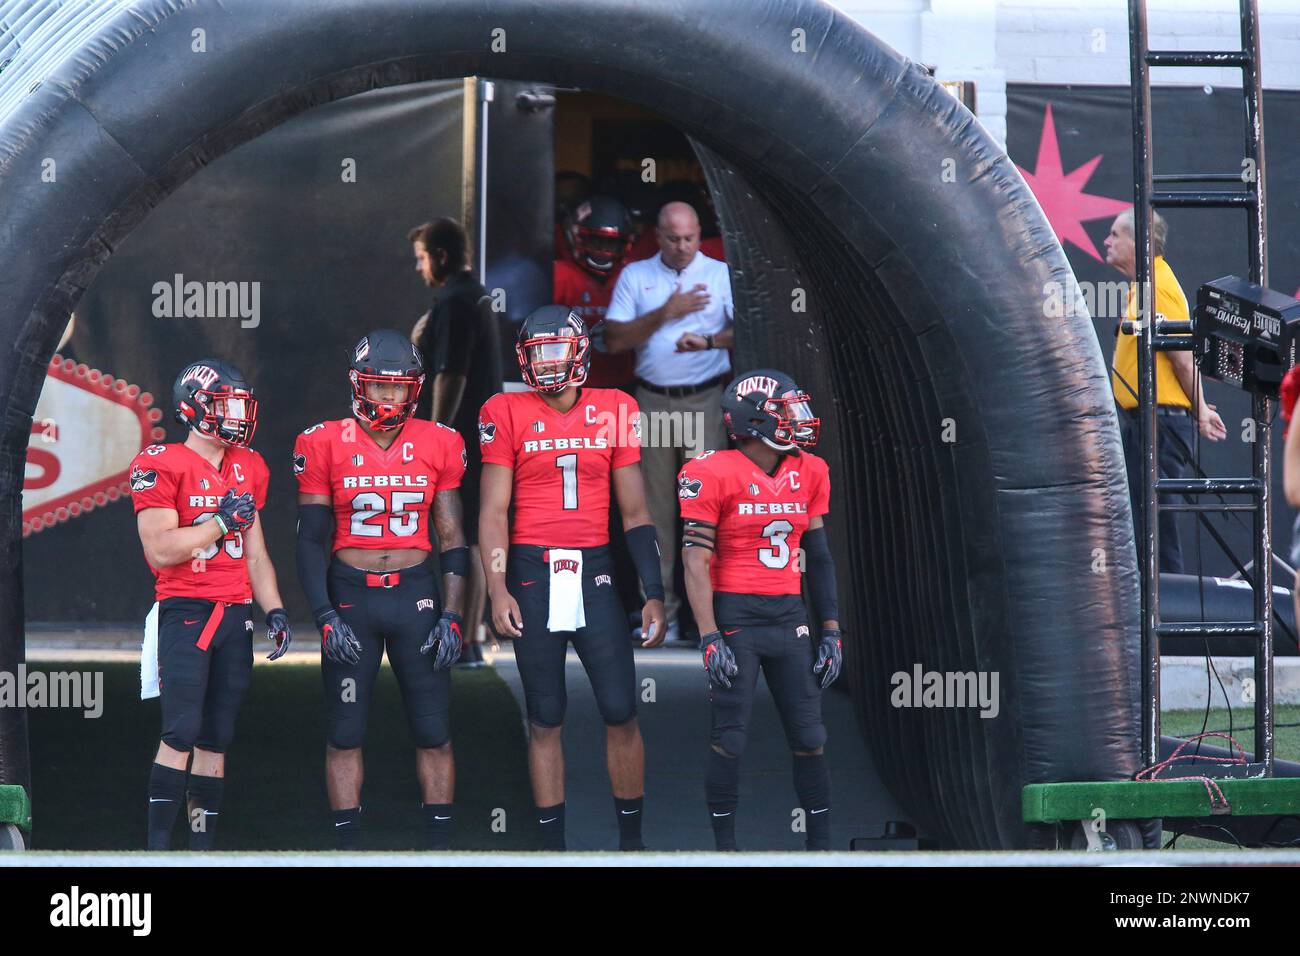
[677,448,830,596]
[129,442,270,604]
[293,418,465,552]
[478,388,641,547]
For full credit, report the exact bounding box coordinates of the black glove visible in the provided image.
[813,628,843,689]
[701,631,738,690]
[317,608,362,665]
[214,489,257,536]
[420,610,464,670]
[265,608,292,661]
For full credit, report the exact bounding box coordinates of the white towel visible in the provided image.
[546,548,586,632]
[140,602,160,700]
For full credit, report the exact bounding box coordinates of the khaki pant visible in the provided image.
[635,382,729,624]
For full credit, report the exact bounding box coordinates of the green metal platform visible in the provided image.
[1023,779,1300,823]
[0,785,31,832]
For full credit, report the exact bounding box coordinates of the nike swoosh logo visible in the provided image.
[539,817,558,824]
[711,811,732,817]
[521,581,536,587]
[149,798,173,803]
[184,619,199,625]
[723,629,740,636]
[620,809,640,815]
[339,603,354,608]
[810,808,828,814]
[334,821,350,827]
[434,816,451,821]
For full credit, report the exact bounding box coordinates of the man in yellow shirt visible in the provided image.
[1105,209,1226,572]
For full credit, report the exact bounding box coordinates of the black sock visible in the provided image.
[706,749,740,851]
[537,802,565,851]
[793,753,832,850]
[422,802,453,851]
[148,762,188,851]
[333,806,363,850]
[614,796,645,851]
[186,774,224,851]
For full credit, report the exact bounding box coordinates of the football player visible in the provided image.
[294,330,468,850]
[677,370,843,851]
[555,195,637,389]
[478,305,666,851]
[130,359,291,851]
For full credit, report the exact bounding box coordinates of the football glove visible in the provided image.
[265,608,291,661]
[213,489,257,535]
[701,631,738,689]
[813,628,843,689]
[317,608,362,665]
[420,610,463,670]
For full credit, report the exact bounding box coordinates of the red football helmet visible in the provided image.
[349,330,425,430]
[566,195,633,278]
[516,306,590,392]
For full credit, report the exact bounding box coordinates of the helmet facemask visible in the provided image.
[763,392,820,450]
[517,329,590,392]
[350,370,423,431]
[571,225,628,276]
[191,387,258,448]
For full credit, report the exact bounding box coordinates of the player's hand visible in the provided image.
[814,628,843,689]
[675,332,710,352]
[639,598,667,648]
[1198,403,1227,442]
[265,607,292,661]
[701,631,738,689]
[491,589,523,638]
[214,490,257,535]
[421,610,464,670]
[411,310,431,345]
[317,608,362,665]
[664,283,710,321]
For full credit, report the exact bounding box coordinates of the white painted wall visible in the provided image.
[833,0,1299,147]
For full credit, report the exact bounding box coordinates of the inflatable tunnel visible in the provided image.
[0,0,1143,849]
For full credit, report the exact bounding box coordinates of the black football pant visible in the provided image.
[505,544,637,728]
[157,597,253,754]
[323,560,450,750]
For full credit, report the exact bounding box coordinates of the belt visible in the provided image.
[365,571,401,588]
[635,373,728,398]
[1122,405,1191,417]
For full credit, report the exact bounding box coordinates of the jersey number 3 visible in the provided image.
[758,519,794,569]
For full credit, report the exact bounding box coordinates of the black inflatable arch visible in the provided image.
[0,0,1142,848]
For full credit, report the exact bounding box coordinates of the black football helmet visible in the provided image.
[173,359,258,448]
[349,329,425,430]
[516,305,590,392]
[566,195,633,277]
[722,369,820,451]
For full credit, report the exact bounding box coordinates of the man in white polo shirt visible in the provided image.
[605,201,734,644]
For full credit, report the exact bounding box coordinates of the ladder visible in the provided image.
[1128,0,1272,773]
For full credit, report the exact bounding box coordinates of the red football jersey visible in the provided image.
[293,418,465,552]
[478,388,641,547]
[677,448,830,595]
[553,257,636,388]
[129,442,270,604]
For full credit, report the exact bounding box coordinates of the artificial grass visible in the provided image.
[26,661,538,851]
[1162,706,1300,762]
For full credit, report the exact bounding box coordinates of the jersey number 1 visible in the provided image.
[556,454,579,510]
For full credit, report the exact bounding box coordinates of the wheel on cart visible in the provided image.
[0,823,26,851]
[1067,819,1143,850]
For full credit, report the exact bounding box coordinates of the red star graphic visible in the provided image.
[1016,104,1132,261]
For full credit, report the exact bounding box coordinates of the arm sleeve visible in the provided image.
[603,267,638,324]
[677,457,724,525]
[293,429,332,496]
[611,392,642,469]
[438,428,467,491]
[436,299,479,377]
[129,451,180,513]
[478,396,515,468]
[295,503,335,620]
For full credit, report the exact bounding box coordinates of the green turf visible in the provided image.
[26,662,538,851]
[1161,706,1300,762]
